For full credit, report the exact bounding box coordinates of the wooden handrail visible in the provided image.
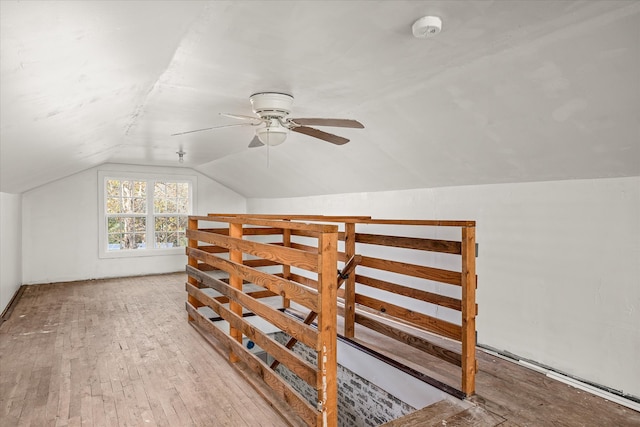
[186,216,340,426]
[186,214,478,426]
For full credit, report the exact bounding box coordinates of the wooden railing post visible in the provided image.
[344,222,356,338]
[316,229,338,427]
[461,225,477,395]
[187,217,203,321]
[229,222,243,363]
[282,226,291,309]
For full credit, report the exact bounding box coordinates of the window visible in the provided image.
[99,172,195,258]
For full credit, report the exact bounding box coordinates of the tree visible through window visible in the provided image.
[105,178,191,251]
[153,181,189,249]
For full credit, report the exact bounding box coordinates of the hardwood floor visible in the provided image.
[351,316,640,426]
[0,273,289,427]
[3,273,639,426]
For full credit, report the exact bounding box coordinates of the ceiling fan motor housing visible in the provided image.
[250,92,294,118]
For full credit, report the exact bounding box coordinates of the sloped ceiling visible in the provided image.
[1,1,638,197]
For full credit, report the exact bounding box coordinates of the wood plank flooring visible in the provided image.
[3,273,639,426]
[351,318,640,426]
[0,273,289,427]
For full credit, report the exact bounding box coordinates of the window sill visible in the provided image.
[98,247,185,259]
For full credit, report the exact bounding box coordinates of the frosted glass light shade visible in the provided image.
[256,126,288,146]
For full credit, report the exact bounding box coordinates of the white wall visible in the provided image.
[22,164,246,284]
[0,192,22,313]
[247,176,640,398]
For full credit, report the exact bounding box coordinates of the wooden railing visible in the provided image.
[186,214,477,426]
[185,215,340,426]
[341,218,477,397]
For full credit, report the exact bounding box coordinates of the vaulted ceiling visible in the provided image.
[1,1,638,197]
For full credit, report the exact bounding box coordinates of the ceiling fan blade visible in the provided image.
[291,126,350,145]
[171,122,255,136]
[248,135,264,148]
[289,118,364,128]
[220,112,264,122]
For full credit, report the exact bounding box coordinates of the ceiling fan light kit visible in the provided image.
[256,122,289,146]
[172,91,364,147]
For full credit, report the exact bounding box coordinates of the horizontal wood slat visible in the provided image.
[360,255,462,286]
[197,245,228,254]
[199,228,229,235]
[186,303,318,426]
[193,215,339,234]
[290,230,346,243]
[186,252,319,312]
[288,273,319,292]
[202,214,473,227]
[208,213,371,222]
[356,233,462,255]
[354,294,462,341]
[290,229,319,239]
[288,243,347,263]
[209,289,278,305]
[186,285,318,386]
[196,262,220,271]
[353,312,462,367]
[243,259,280,268]
[187,267,320,350]
[199,227,285,236]
[290,242,318,253]
[357,219,475,227]
[355,275,462,311]
[188,229,320,273]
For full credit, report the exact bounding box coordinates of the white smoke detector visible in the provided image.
[412,16,442,38]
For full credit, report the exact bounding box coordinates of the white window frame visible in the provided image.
[98,171,197,259]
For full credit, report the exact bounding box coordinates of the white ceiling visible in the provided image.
[1,1,639,197]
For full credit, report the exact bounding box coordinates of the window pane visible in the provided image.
[166,182,177,198]
[154,215,187,247]
[133,233,146,249]
[178,216,188,229]
[107,216,146,250]
[106,180,146,214]
[154,181,190,214]
[166,199,178,213]
[134,217,146,232]
[108,233,124,245]
[107,198,121,214]
[133,197,146,213]
[155,216,166,232]
[154,182,167,199]
[154,198,166,213]
[107,217,123,233]
[133,181,146,197]
[177,232,187,248]
[107,232,146,250]
[154,232,168,248]
[176,197,189,214]
[177,182,189,198]
[106,180,121,197]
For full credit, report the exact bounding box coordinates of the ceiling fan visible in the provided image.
[171,92,364,147]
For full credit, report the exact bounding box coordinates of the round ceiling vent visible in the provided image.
[412,16,442,39]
